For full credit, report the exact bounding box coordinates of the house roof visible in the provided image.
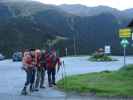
[128,20,133,27]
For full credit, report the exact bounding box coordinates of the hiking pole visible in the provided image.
[63,61,67,89]
[62,61,68,100]
[61,61,65,87]
[55,66,58,84]
[62,61,64,81]
[56,62,62,82]
[56,61,64,85]
[60,61,66,92]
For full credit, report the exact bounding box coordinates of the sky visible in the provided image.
[34,0,133,10]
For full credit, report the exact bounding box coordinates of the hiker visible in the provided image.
[29,49,36,92]
[21,50,35,95]
[34,49,42,91]
[46,49,61,87]
[39,50,47,88]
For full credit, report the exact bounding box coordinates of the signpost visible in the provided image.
[119,28,131,66]
[120,39,129,66]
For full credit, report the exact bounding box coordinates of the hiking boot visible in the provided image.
[34,88,39,92]
[21,89,28,95]
[30,85,34,92]
[30,88,35,93]
[49,84,53,87]
[40,86,45,89]
[52,83,56,86]
[28,91,32,96]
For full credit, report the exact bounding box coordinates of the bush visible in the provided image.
[90,52,113,61]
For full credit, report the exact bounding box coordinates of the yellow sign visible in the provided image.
[119,28,132,38]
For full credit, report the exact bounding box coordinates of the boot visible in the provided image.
[30,85,34,92]
[40,85,45,89]
[52,83,56,86]
[34,87,39,91]
[21,87,28,95]
[49,83,53,87]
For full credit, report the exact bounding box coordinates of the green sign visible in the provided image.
[121,39,129,48]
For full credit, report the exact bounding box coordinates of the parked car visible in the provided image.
[12,52,22,62]
[0,53,5,60]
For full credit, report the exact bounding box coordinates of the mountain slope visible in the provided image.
[59,4,119,16]
[0,1,132,57]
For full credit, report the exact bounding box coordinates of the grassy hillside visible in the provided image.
[57,64,133,96]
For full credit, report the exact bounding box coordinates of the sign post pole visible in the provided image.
[124,46,126,66]
[121,39,129,66]
[119,28,131,66]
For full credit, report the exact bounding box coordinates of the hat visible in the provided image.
[35,49,41,53]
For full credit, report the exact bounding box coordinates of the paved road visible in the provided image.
[0,56,133,100]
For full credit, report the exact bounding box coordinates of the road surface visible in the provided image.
[0,56,133,100]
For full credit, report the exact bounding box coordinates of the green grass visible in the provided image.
[57,64,133,96]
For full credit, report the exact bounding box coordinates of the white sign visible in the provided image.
[104,45,111,54]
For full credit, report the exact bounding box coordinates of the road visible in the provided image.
[0,56,133,100]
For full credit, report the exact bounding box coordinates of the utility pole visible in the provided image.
[73,36,76,56]
[65,48,68,56]
[76,32,80,55]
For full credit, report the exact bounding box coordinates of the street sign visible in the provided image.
[104,45,111,54]
[119,28,132,38]
[121,39,129,48]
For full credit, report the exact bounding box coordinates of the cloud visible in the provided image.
[0,0,31,2]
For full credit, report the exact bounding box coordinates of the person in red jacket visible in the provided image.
[39,50,47,88]
[46,49,61,87]
[29,49,36,92]
[21,50,34,95]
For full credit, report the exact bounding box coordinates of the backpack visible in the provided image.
[40,53,46,66]
[51,55,57,67]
